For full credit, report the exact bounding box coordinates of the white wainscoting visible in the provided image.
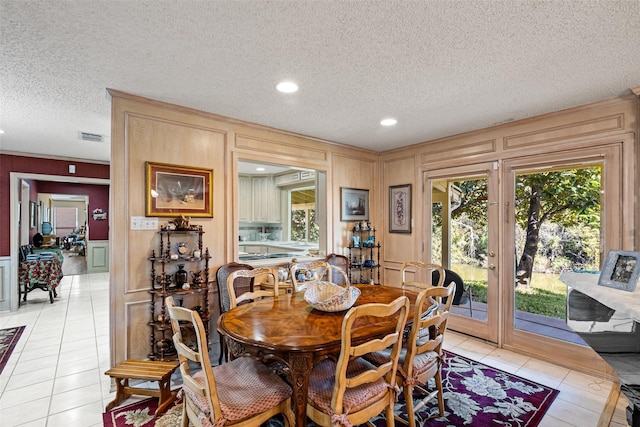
[87,240,109,273]
[0,256,11,311]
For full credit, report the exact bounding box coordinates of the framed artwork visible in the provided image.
[340,187,369,221]
[29,201,37,229]
[146,162,213,217]
[598,249,640,292]
[389,184,412,233]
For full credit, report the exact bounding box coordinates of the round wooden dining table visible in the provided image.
[217,284,432,427]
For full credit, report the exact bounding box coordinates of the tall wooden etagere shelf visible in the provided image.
[347,222,381,285]
[148,227,210,361]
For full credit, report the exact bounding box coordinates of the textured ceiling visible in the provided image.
[1,1,639,163]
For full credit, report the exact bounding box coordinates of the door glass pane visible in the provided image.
[514,166,601,344]
[432,177,488,321]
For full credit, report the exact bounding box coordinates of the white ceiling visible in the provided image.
[1,1,639,164]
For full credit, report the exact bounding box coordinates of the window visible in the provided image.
[290,187,318,242]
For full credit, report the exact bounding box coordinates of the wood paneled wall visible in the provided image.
[108,90,379,365]
[109,88,638,369]
[381,95,639,274]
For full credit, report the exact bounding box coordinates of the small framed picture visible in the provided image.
[146,162,213,217]
[340,187,369,221]
[389,184,412,234]
[598,250,640,292]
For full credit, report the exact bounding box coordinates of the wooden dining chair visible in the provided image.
[306,296,410,427]
[325,253,350,284]
[165,297,295,427]
[290,260,329,292]
[397,284,455,426]
[400,261,445,290]
[215,262,254,364]
[227,267,279,308]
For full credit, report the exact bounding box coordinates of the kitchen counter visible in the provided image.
[239,254,324,267]
[238,241,320,261]
[239,240,318,248]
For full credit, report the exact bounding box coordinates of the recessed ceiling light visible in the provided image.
[380,118,397,126]
[256,167,265,172]
[276,81,299,93]
[0,129,5,134]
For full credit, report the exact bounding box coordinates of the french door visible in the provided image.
[502,146,623,366]
[426,162,499,343]
[426,144,625,368]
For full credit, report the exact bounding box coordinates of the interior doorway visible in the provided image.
[8,172,109,311]
[19,181,30,246]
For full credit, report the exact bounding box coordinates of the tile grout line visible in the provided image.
[46,275,74,425]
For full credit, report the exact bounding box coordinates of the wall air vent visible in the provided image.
[78,131,104,142]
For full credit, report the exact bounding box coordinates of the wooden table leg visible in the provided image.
[289,352,313,427]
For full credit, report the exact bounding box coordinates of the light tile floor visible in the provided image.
[0,272,629,426]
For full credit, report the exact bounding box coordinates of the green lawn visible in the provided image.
[454,263,568,320]
[467,279,567,319]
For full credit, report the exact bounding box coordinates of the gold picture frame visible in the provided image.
[145,162,213,217]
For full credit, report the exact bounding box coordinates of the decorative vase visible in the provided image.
[175,264,188,288]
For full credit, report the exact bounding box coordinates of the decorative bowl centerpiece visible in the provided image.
[304,281,361,312]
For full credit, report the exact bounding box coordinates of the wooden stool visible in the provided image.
[105,359,179,415]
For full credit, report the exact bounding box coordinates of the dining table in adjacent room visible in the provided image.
[18,257,62,304]
[217,283,433,427]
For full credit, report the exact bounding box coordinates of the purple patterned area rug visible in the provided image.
[138,350,560,427]
[103,397,184,427]
[103,398,159,427]
[368,350,559,426]
[0,326,25,375]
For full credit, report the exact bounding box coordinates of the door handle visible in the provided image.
[488,264,496,270]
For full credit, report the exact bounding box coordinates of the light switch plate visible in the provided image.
[130,216,158,230]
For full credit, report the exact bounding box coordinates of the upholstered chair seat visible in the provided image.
[183,357,294,425]
[307,358,391,416]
